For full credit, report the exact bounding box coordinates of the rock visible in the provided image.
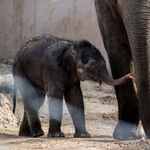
[0,59,13,75]
[0,74,14,94]
[0,93,18,129]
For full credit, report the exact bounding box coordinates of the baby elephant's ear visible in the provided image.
[57,47,76,73]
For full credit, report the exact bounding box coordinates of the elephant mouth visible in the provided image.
[89,75,103,86]
[91,77,102,86]
[97,79,103,86]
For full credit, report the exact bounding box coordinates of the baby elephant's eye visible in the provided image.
[86,60,96,69]
[90,63,95,67]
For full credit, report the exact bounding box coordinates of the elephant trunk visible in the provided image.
[96,68,132,86]
[118,0,150,137]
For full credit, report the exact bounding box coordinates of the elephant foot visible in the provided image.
[47,131,65,138]
[19,131,31,137]
[113,121,142,141]
[19,129,44,138]
[74,131,91,138]
[31,129,44,137]
[19,124,30,137]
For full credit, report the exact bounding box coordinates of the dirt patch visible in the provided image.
[0,60,149,150]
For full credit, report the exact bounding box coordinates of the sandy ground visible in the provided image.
[0,60,150,150]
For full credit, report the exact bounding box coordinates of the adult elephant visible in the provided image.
[94,0,150,140]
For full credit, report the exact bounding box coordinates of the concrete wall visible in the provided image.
[0,0,107,62]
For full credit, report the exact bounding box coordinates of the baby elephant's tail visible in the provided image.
[13,83,17,114]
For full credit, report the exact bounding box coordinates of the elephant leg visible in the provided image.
[110,60,141,140]
[19,110,30,136]
[14,74,45,137]
[64,81,91,138]
[94,0,141,140]
[47,96,65,138]
[117,0,150,139]
[19,91,45,137]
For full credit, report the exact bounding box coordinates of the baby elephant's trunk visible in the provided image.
[96,69,132,86]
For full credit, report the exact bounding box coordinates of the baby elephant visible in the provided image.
[12,34,132,138]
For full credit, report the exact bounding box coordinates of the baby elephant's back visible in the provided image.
[12,35,64,84]
[18,35,61,58]
[14,35,62,66]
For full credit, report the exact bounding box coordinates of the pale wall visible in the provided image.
[0,0,107,62]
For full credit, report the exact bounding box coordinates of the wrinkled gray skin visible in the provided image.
[95,0,150,140]
[12,35,131,138]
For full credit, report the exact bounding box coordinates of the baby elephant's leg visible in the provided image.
[19,110,30,137]
[64,81,91,138]
[47,96,65,138]
[16,76,45,137]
